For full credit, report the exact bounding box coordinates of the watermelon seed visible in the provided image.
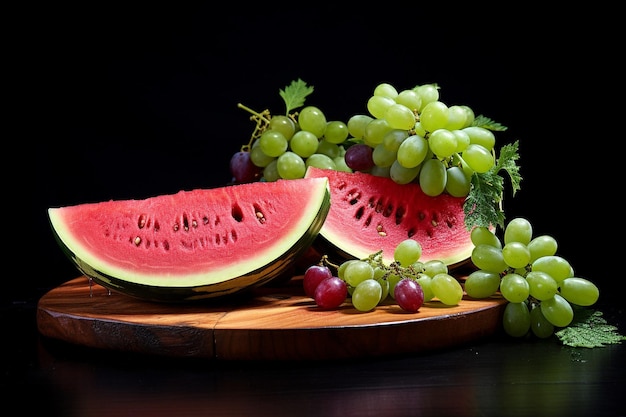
[134,236,141,246]
[256,211,266,224]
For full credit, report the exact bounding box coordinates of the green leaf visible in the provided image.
[555,310,626,348]
[472,115,508,131]
[463,140,522,231]
[279,79,314,115]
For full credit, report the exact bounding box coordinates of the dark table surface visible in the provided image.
[5,286,625,417]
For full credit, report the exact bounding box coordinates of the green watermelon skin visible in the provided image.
[304,167,473,267]
[48,177,330,302]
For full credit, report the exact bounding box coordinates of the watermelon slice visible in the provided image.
[304,167,473,267]
[48,177,330,302]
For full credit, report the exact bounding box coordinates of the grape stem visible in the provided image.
[237,103,272,151]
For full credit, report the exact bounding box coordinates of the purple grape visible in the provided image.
[303,264,333,298]
[394,278,425,312]
[344,144,374,172]
[314,276,347,309]
[229,151,262,183]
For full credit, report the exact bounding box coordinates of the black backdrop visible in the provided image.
[22,5,622,304]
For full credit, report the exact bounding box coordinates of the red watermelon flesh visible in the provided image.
[304,167,473,267]
[48,177,330,301]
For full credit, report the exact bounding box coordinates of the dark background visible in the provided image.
[19,5,622,306]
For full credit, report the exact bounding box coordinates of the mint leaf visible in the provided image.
[279,79,314,115]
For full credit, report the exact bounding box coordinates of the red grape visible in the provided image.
[344,144,374,172]
[394,278,425,312]
[303,264,333,298]
[314,276,348,309]
[230,151,262,183]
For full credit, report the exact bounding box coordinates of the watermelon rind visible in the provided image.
[304,167,474,268]
[48,177,330,302]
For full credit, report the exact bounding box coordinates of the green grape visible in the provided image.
[414,84,439,111]
[347,114,374,139]
[305,153,337,170]
[343,260,375,287]
[390,160,420,184]
[276,151,306,179]
[444,105,468,130]
[417,275,434,301]
[560,277,599,306]
[333,156,353,172]
[471,244,508,273]
[530,304,554,338]
[385,103,416,130]
[269,115,296,140]
[387,273,402,299]
[369,165,390,178]
[373,82,398,98]
[395,89,421,111]
[375,275,390,302]
[352,279,383,312]
[363,118,393,146]
[250,143,275,167]
[422,259,447,276]
[413,122,427,137]
[540,294,574,327]
[383,129,410,153]
[394,238,422,266]
[526,270,558,301]
[531,255,572,284]
[289,130,319,158]
[262,159,280,182]
[451,129,471,153]
[462,126,496,150]
[500,273,530,303]
[527,235,558,262]
[397,134,428,168]
[462,144,494,173]
[372,144,397,167]
[459,105,475,127]
[471,226,502,248]
[337,259,359,280]
[418,158,447,197]
[324,120,349,144]
[503,302,531,337]
[259,129,288,157]
[429,129,458,158]
[298,106,327,138]
[445,166,471,197]
[504,217,533,245]
[419,101,449,132]
[502,241,531,269]
[431,273,464,305]
[316,139,342,158]
[367,95,395,119]
[464,270,501,299]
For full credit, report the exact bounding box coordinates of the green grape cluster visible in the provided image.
[308,238,465,313]
[235,81,507,198]
[464,218,600,338]
[239,104,353,182]
[350,82,500,196]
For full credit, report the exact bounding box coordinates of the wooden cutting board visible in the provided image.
[37,275,507,360]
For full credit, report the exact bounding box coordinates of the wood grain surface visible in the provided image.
[37,275,507,360]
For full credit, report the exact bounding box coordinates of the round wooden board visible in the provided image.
[37,275,507,360]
